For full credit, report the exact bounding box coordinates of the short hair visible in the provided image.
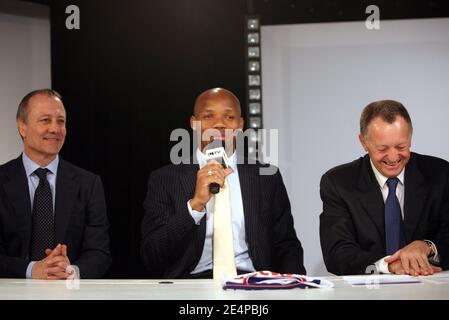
[16,89,62,122]
[360,100,413,138]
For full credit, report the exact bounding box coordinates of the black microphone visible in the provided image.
[205,139,230,194]
[209,182,220,194]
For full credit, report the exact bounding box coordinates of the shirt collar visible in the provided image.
[22,152,59,177]
[369,158,405,188]
[196,148,237,170]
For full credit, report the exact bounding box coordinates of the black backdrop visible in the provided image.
[28,0,448,277]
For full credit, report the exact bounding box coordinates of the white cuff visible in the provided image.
[187,200,206,225]
[374,256,391,274]
[26,261,36,279]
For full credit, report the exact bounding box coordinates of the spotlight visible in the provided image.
[249,89,261,100]
[247,19,259,30]
[248,130,258,143]
[245,16,263,158]
[248,33,260,44]
[249,117,262,129]
[249,75,261,86]
[249,102,261,115]
[249,61,260,72]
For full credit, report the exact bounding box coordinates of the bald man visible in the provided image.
[141,88,305,278]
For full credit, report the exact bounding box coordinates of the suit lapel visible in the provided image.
[54,159,79,243]
[357,156,386,246]
[237,163,260,265]
[3,157,32,255]
[403,154,429,242]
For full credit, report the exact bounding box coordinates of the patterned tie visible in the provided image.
[385,177,403,255]
[213,178,237,280]
[30,168,54,261]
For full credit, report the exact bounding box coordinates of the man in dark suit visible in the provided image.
[141,88,305,278]
[0,89,111,279]
[320,100,448,276]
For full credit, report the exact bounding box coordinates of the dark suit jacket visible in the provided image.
[320,152,449,275]
[0,156,111,278]
[141,161,306,278]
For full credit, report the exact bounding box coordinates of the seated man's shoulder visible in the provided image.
[149,161,196,180]
[0,158,17,174]
[322,156,366,182]
[413,152,449,167]
[0,156,27,182]
[240,159,280,174]
[60,159,100,182]
[412,152,449,177]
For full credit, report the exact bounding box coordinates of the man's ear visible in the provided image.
[190,115,199,131]
[358,133,368,152]
[17,119,26,139]
[238,117,244,130]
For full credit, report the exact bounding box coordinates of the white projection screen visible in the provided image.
[261,18,449,275]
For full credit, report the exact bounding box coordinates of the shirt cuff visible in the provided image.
[26,261,36,279]
[187,200,206,225]
[374,256,391,274]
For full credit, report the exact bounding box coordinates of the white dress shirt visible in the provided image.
[188,148,256,274]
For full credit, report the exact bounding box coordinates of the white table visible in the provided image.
[1,272,449,300]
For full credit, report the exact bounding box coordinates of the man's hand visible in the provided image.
[31,243,72,280]
[45,244,72,279]
[190,161,233,211]
[385,240,442,276]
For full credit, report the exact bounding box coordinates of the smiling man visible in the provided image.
[141,88,305,278]
[0,89,111,279]
[319,100,449,276]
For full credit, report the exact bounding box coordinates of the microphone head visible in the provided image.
[205,136,225,150]
[209,183,220,194]
[205,137,229,194]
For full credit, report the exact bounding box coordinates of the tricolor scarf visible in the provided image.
[222,271,334,290]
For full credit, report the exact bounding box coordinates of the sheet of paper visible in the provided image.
[343,274,421,286]
[419,273,449,284]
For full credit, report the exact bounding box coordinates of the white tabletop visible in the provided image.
[1,272,449,300]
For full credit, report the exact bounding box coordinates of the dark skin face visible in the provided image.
[190,88,244,152]
[189,88,244,211]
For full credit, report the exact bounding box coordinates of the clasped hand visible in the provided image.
[32,243,73,280]
[385,240,442,276]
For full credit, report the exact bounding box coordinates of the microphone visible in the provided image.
[205,139,230,194]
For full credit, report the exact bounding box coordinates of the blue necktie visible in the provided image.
[385,177,403,255]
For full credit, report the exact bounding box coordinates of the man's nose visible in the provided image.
[386,149,400,162]
[48,120,61,133]
[212,117,226,129]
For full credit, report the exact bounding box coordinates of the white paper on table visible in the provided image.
[343,274,421,286]
[419,273,449,284]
